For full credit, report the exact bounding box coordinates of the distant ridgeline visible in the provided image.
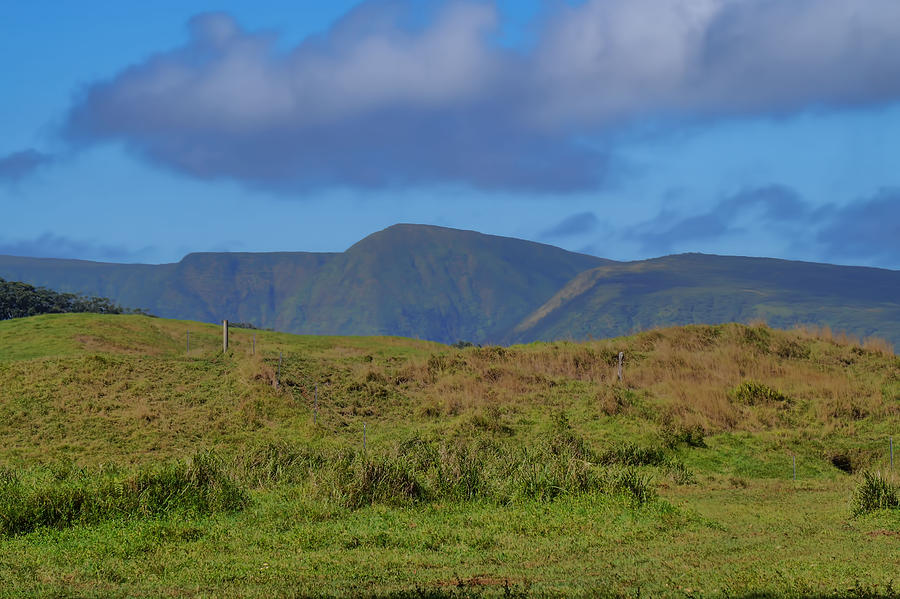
[0,278,151,320]
[1,224,899,347]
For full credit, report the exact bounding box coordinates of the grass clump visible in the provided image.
[660,422,707,448]
[235,436,660,508]
[341,455,430,508]
[0,452,247,536]
[851,471,900,516]
[597,442,666,467]
[730,380,791,406]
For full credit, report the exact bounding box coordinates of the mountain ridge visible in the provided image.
[2,224,899,347]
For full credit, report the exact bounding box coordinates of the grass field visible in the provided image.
[1,313,899,598]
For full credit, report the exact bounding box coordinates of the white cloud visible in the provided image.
[64,0,900,191]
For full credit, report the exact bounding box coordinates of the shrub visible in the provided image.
[852,471,899,516]
[776,339,811,360]
[660,423,707,449]
[730,381,790,406]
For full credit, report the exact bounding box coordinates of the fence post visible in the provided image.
[223,320,229,353]
[617,352,624,382]
[252,334,256,356]
[186,331,190,354]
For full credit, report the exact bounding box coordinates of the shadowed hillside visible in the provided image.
[0,225,604,344]
[2,225,899,347]
[508,253,900,348]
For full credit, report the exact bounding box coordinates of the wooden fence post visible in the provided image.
[617,352,624,382]
[223,320,229,353]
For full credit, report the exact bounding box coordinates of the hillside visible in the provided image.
[2,225,900,347]
[0,224,605,344]
[508,253,900,347]
[0,313,899,597]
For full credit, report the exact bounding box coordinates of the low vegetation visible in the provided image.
[852,471,900,516]
[0,313,898,597]
[0,452,246,536]
[0,277,148,320]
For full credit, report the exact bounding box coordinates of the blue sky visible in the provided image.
[2,0,898,268]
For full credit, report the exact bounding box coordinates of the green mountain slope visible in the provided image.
[0,224,605,343]
[0,252,335,329]
[3,227,899,346]
[508,253,900,346]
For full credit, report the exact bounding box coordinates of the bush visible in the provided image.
[852,471,899,516]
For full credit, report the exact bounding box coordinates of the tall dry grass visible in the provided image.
[331,323,898,434]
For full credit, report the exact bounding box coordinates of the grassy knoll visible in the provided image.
[1,314,899,597]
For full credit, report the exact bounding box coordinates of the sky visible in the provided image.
[1,0,899,269]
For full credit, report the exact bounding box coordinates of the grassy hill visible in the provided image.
[1,313,899,597]
[0,224,605,344]
[508,253,900,348]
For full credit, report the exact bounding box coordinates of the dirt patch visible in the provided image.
[866,529,900,538]
[75,334,164,356]
[436,576,518,587]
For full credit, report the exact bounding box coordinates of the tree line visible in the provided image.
[0,278,150,321]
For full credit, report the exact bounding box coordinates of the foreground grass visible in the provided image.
[2,480,899,598]
[0,313,899,597]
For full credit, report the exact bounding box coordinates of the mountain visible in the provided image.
[1,225,899,347]
[506,253,900,346]
[0,224,605,343]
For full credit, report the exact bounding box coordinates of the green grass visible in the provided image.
[1,313,900,597]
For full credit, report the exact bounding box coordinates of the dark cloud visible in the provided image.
[628,186,811,252]
[62,1,900,192]
[815,190,900,265]
[0,234,152,262]
[540,212,600,239]
[623,186,900,269]
[0,149,53,182]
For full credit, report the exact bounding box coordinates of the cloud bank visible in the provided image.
[0,149,53,182]
[0,234,151,262]
[628,185,810,252]
[816,190,900,266]
[540,211,600,239]
[625,186,900,269]
[64,0,900,192]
